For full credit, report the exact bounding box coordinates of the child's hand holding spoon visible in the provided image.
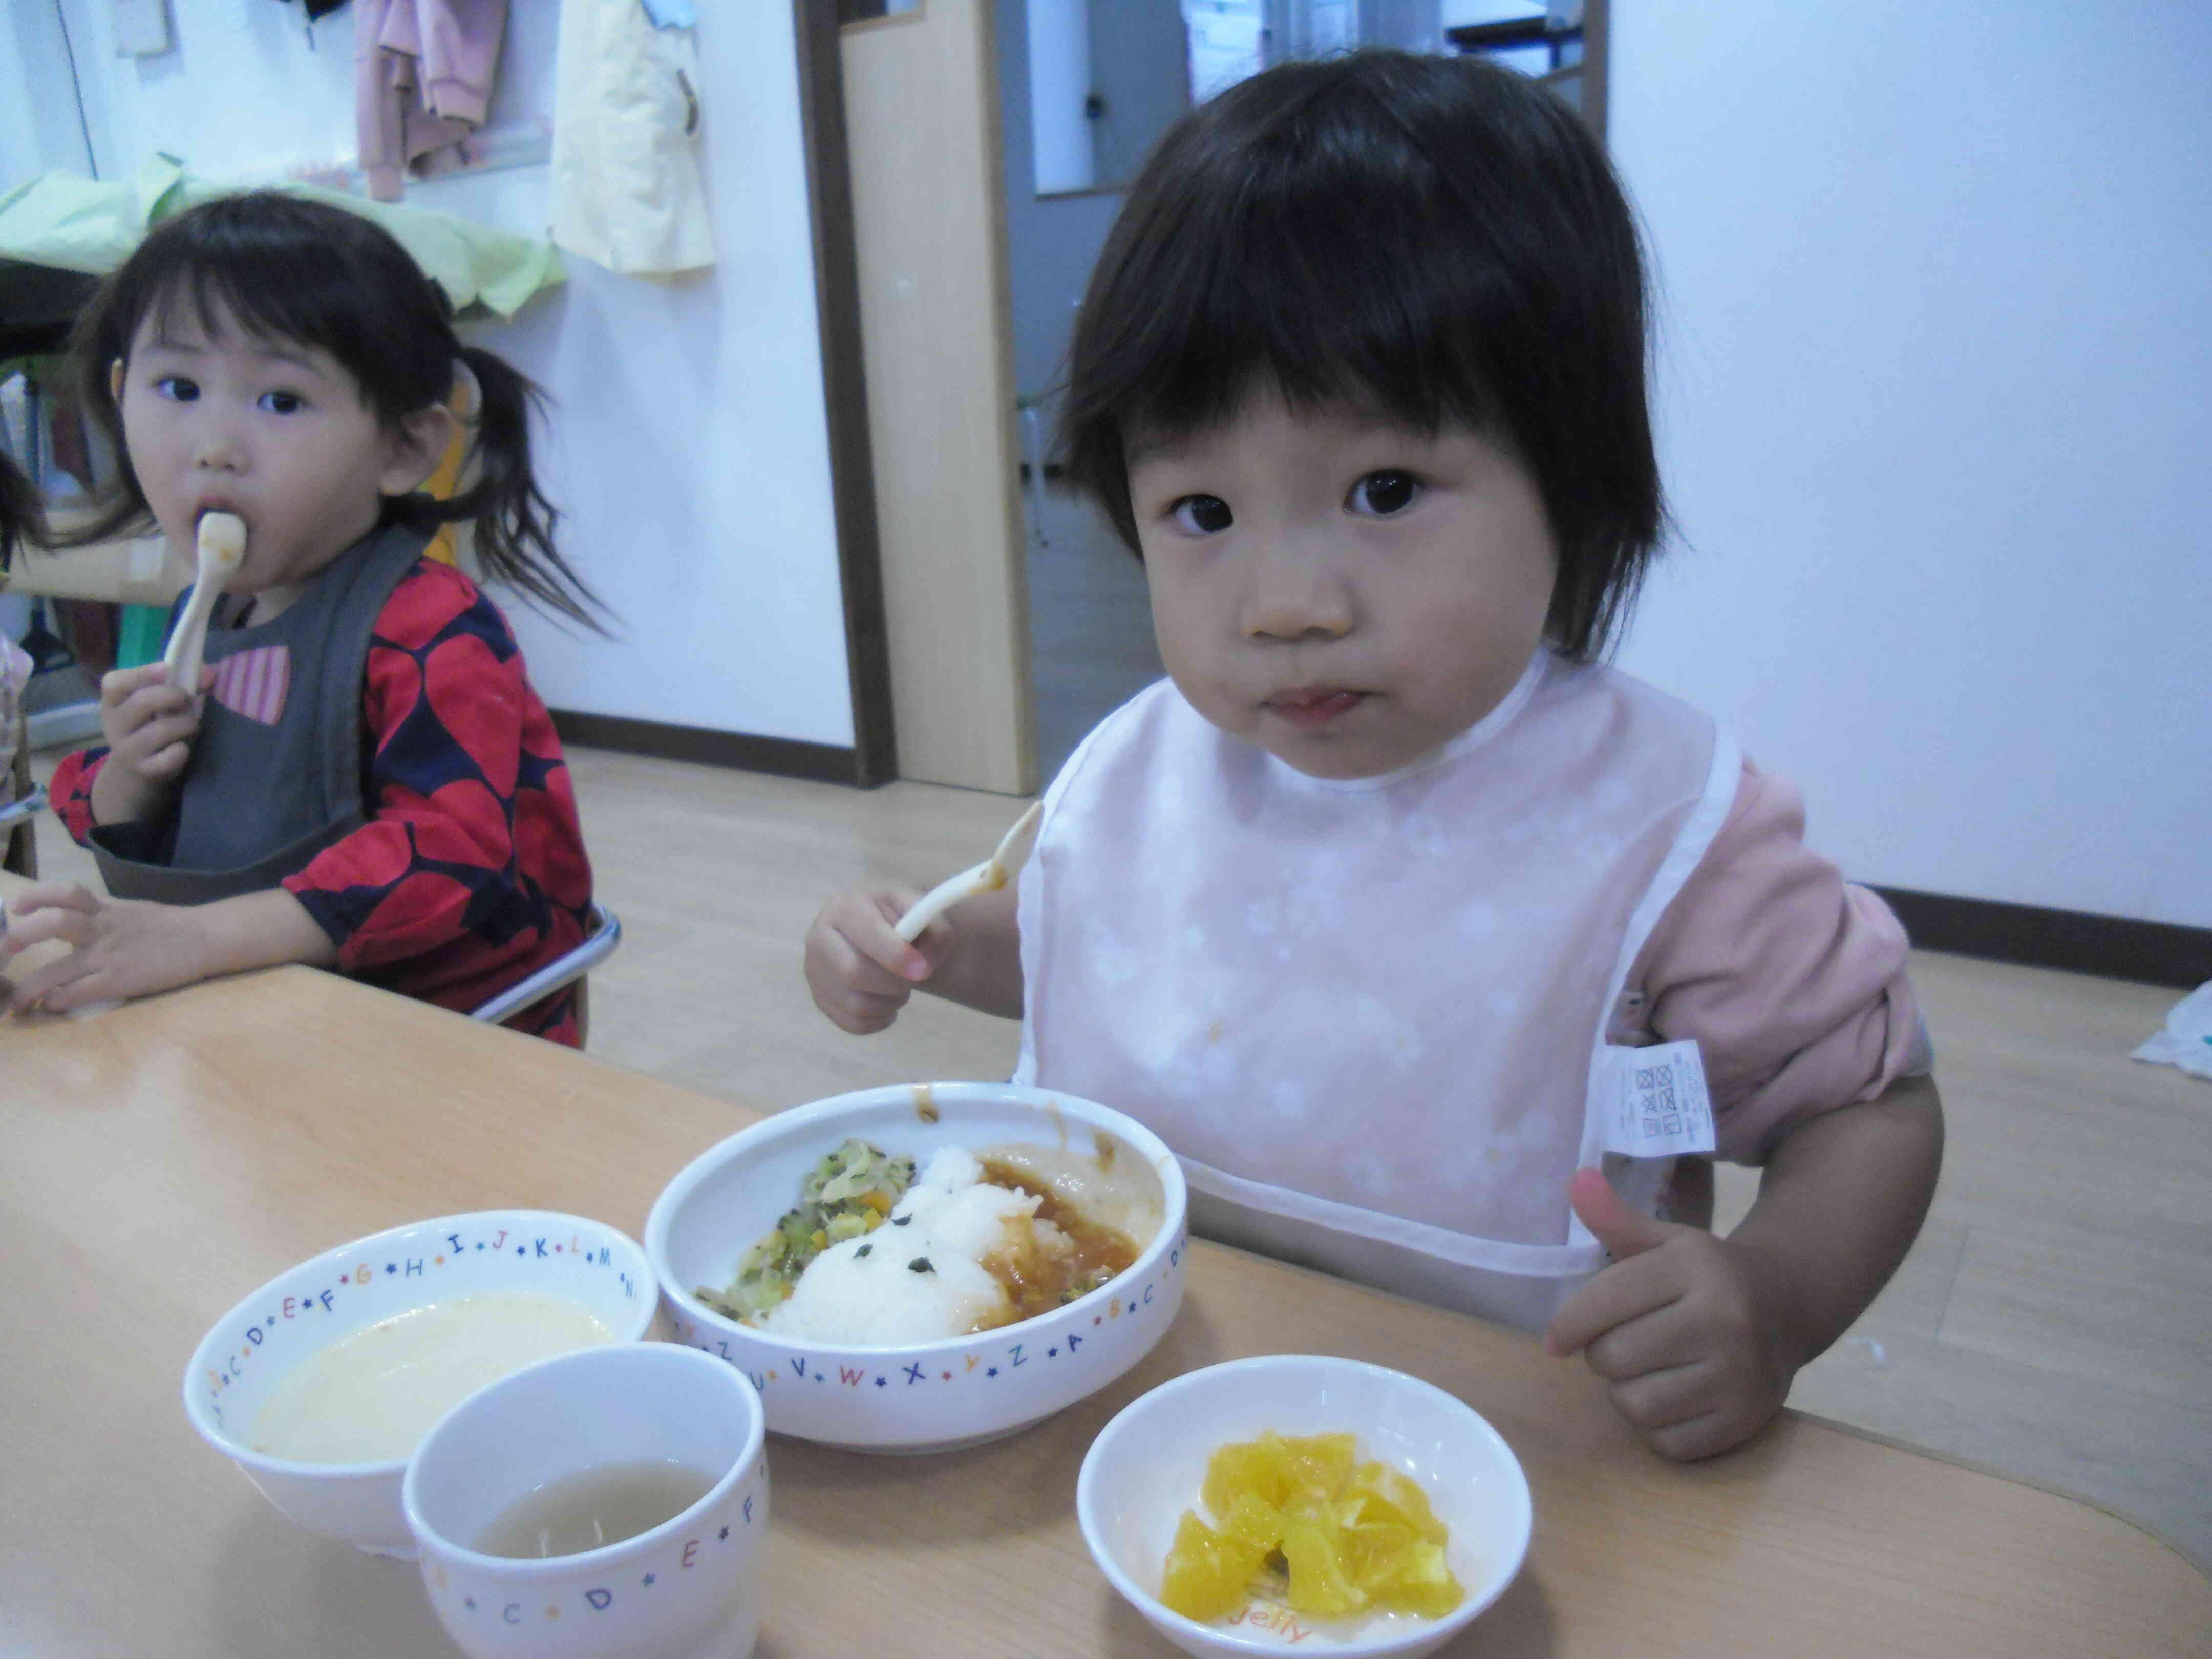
[84,513,243,830]
[805,803,1041,1034]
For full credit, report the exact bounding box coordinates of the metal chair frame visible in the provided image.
[0,781,44,835]
[469,901,622,1027]
[0,781,44,877]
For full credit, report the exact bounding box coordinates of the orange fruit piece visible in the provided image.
[1163,1433,1467,1624]
[1201,1431,1357,1518]
[1281,1516,1367,1614]
[1217,1490,1286,1553]
[1159,1511,1269,1623]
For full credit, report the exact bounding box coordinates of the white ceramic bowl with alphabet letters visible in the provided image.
[182,1210,657,1556]
[647,1081,1189,1453]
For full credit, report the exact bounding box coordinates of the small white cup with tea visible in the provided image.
[403,1343,768,1659]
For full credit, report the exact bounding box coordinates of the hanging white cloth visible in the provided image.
[551,0,716,276]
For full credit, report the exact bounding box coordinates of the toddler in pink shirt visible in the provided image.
[805,51,1942,1462]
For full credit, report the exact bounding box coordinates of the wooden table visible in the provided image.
[4,880,2208,1657]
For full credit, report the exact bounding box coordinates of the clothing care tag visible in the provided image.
[1597,1040,1717,1158]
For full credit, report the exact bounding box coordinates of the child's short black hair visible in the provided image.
[58,192,600,628]
[1056,50,1661,660]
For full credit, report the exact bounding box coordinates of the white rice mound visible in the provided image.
[757,1147,1053,1344]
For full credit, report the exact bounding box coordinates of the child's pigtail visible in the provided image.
[441,345,607,632]
[42,265,158,554]
[0,448,46,573]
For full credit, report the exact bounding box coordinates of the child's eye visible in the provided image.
[1346,471,1421,517]
[259,390,306,415]
[153,376,200,403]
[1171,494,1233,535]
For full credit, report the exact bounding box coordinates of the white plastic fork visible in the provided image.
[894,800,1044,942]
[163,512,247,691]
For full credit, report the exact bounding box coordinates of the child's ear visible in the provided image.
[379,402,458,498]
[108,359,124,402]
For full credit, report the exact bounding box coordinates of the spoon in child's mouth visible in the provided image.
[163,512,248,691]
[894,800,1044,942]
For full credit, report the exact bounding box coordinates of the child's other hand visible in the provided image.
[92,662,212,823]
[804,884,949,1034]
[1543,1168,1796,1461]
[1,882,211,1012]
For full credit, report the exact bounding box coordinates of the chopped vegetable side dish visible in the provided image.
[695,1139,916,1322]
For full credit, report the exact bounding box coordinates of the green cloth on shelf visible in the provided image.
[116,604,168,671]
[0,155,563,318]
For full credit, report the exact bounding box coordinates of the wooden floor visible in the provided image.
[26,743,2211,1574]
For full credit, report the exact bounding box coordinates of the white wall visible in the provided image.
[1607,1,2211,928]
[1439,0,1541,20]
[1,4,95,178]
[7,0,855,749]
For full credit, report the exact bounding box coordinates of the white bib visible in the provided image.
[1014,651,1740,1330]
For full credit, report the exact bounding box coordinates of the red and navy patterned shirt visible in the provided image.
[53,561,594,1045]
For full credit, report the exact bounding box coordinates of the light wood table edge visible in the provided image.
[1785,1403,2212,1576]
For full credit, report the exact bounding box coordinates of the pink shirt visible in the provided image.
[1624,761,1927,1165]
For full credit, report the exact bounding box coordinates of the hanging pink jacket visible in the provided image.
[356,1,509,202]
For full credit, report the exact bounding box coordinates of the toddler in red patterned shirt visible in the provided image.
[0,194,600,1044]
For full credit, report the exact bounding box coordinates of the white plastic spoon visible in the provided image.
[894,800,1043,942]
[163,512,247,692]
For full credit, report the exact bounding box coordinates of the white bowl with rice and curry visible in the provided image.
[645,1082,1189,1453]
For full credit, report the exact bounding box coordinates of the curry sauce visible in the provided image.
[975,1158,1140,1323]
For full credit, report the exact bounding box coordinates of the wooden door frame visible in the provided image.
[832,0,1038,796]
[793,0,899,786]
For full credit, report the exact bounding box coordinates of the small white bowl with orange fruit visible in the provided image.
[1076,1355,1531,1658]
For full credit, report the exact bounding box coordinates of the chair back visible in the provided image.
[469,902,622,1034]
